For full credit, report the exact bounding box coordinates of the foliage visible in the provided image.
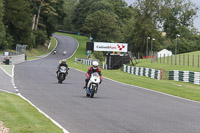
[59,0,77,31]
[161,0,198,39]
[81,10,121,42]
[29,0,64,37]
[0,0,199,56]
[122,0,199,54]
[34,30,48,47]
[0,0,6,49]
[3,0,32,48]
[93,51,104,62]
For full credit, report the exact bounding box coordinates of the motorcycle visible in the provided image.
[53,50,56,54]
[86,72,100,98]
[57,66,69,83]
[63,51,66,56]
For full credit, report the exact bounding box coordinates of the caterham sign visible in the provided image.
[94,42,128,52]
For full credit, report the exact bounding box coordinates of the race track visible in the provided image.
[14,34,200,133]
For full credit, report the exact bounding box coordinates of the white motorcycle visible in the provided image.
[57,66,69,83]
[53,50,56,54]
[86,72,101,98]
[63,51,66,56]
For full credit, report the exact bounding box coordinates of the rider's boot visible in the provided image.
[83,85,86,89]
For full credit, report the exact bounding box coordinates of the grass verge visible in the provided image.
[26,37,56,60]
[0,37,61,133]
[0,91,62,133]
[0,64,13,76]
[54,32,200,102]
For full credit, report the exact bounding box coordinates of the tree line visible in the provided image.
[0,0,200,55]
[0,0,64,50]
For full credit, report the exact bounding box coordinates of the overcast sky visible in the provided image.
[124,0,200,31]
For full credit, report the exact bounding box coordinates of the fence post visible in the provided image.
[198,55,199,68]
[163,54,165,64]
[193,55,194,67]
[179,55,180,65]
[171,55,173,65]
[167,54,169,64]
[160,54,161,63]
[183,55,185,66]
[188,55,189,66]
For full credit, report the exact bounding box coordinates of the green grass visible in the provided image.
[0,91,63,133]
[0,38,61,133]
[0,64,13,76]
[53,32,200,102]
[136,51,200,72]
[26,37,56,60]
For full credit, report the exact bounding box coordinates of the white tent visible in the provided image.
[157,49,172,58]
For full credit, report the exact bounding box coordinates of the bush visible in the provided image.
[34,30,48,47]
[93,51,104,62]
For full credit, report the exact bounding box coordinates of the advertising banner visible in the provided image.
[94,42,128,52]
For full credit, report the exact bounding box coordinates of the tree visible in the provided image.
[29,0,64,37]
[3,0,32,48]
[107,0,132,23]
[72,0,117,30]
[0,0,6,49]
[81,10,121,42]
[161,0,198,39]
[61,0,77,31]
[123,0,161,53]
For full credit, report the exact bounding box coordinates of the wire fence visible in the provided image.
[16,44,27,55]
[147,53,200,68]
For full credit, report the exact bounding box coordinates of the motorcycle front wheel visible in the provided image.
[90,85,95,98]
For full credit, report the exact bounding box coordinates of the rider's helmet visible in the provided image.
[62,59,66,64]
[92,61,98,70]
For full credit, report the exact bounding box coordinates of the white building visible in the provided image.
[157,49,172,58]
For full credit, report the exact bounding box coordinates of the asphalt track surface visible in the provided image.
[13,34,200,133]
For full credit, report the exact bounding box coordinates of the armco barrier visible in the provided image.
[123,64,162,80]
[75,57,108,69]
[1,54,25,65]
[169,70,200,85]
[75,57,98,66]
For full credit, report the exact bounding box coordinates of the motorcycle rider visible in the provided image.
[63,51,66,56]
[53,49,57,54]
[56,59,68,77]
[83,61,102,89]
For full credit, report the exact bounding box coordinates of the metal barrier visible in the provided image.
[123,64,163,80]
[169,70,200,85]
[1,54,25,65]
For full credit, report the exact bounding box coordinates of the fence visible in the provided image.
[148,53,200,68]
[123,64,163,80]
[169,70,200,85]
[16,44,27,55]
[75,57,97,66]
[75,57,108,69]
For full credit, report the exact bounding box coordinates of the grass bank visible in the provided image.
[0,37,61,133]
[26,37,56,60]
[0,91,62,133]
[54,32,200,102]
[134,51,200,73]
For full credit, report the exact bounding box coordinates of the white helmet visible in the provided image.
[62,59,66,64]
[92,61,98,70]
